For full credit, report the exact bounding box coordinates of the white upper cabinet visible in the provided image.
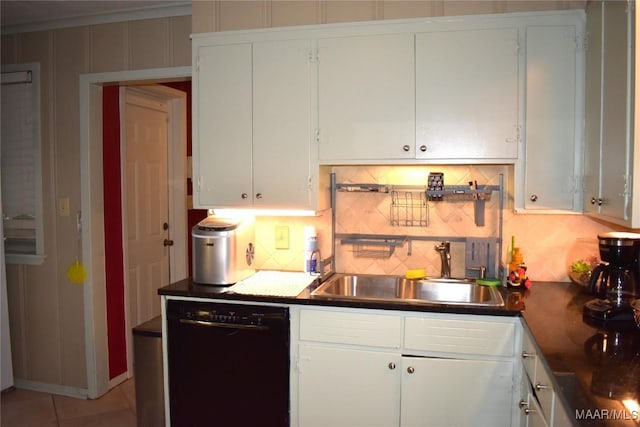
[193,43,252,208]
[252,39,316,209]
[518,20,585,212]
[192,11,590,213]
[193,37,323,210]
[584,1,637,226]
[415,28,519,160]
[317,33,415,161]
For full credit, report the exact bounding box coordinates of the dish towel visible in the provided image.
[227,270,318,297]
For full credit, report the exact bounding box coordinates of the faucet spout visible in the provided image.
[434,242,451,278]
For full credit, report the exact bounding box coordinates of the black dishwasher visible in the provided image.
[166,300,290,427]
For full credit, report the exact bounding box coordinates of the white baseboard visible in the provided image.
[108,371,131,390]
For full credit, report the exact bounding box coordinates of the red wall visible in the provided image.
[102,85,127,379]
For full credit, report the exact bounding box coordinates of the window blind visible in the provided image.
[1,64,42,259]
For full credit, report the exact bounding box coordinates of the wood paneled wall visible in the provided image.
[192,0,585,34]
[1,15,190,391]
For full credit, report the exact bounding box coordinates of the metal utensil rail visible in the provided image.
[329,174,505,278]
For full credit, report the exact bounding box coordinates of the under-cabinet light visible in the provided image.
[214,209,318,217]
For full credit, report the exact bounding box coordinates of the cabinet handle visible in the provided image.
[402,145,410,152]
[241,193,248,200]
[388,362,396,370]
[407,366,415,374]
[419,145,427,152]
[535,382,549,391]
[522,351,535,359]
[256,193,263,199]
[529,194,538,202]
[519,400,536,415]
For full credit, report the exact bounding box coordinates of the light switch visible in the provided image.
[58,197,70,217]
[275,225,289,249]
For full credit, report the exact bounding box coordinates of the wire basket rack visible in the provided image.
[390,190,429,227]
[347,238,406,258]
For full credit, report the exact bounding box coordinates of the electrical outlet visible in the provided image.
[58,197,70,217]
[275,225,289,249]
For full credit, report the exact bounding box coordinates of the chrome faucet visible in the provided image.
[434,241,451,278]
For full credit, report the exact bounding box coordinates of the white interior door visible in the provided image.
[122,88,170,328]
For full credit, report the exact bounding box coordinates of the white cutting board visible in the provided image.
[227,270,318,297]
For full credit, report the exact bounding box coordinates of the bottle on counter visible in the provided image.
[304,226,320,274]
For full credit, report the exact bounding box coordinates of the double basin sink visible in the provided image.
[311,274,504,307]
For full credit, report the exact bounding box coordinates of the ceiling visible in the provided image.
[1,1,191,32]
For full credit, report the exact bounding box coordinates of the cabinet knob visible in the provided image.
[535,382,549,391]
[388,362,396,370]
[590,197,604,206]
[521,351,535,359]
[529,194,538,202]
[241,193,248,199]
[402,145,410,152]
[407,366,415,374]
[519,400,536,415]
[256,193,263,199]
[163,239,174,247]
[419,145,427,152]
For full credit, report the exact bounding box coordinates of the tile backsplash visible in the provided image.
[253,165,623,283]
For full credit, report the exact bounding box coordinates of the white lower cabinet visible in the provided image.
[298,344,401,427]
[295,308,519,427]
[400,356,513,427]
[520,323,573,427]
[521,383,550,427]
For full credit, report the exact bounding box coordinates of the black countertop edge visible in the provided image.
[158,278,640,426]
[158,277,522,316]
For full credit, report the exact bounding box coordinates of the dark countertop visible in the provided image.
[520,281,639,426]
[159,278,640,426]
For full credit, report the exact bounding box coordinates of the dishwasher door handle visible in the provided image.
[178,318,269,331]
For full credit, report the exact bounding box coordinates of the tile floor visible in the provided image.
[0,378,136,427]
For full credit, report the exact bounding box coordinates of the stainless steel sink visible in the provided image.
[310,274,504,307]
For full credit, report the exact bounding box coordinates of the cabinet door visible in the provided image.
[416,28,519,160]
[298,343,401,427]
[523,25,580,211]
[524,389,550,427]
[400,356,513,427]
[599,1,632,221]
[583,1,603,216]
[253,39,314,209]
[193,43,253,207]
[318,33,415,161]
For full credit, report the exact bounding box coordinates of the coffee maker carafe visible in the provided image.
[584,232,640,322]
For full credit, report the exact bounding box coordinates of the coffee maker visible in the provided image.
[584,232,640,322]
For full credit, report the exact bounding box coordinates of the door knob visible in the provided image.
[163,239,174,247]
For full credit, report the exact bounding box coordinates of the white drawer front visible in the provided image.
[300,309,402,348]
[522,329,538,382]
[534,359,556,421]
[404,316,516,357]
